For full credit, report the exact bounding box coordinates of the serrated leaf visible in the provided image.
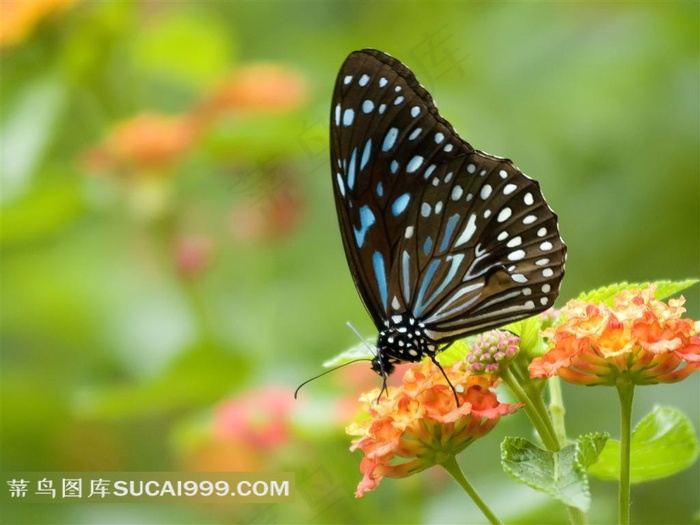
[435,339,470,367]
[653,279,699,300]
[576,433,609,469]
[577,280,698,306]
[322,340,376,368]
[503,315,542,354]
[501,437,591,511]
[588,406,699,483]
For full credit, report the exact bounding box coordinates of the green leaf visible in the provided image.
[130,7,234,89]
[577,280,698,305]
[504,315,546,357]
[501,436,591,511]
[653,279,699,300]
[588,406,699,483]
[576,432,609,469]
[322,341,375,368]
[0,76,67,203]
[435,339,470,367]
[83,340,251,418]
[0,182,85,246]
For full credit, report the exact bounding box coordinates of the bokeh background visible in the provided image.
[2,1,698,524]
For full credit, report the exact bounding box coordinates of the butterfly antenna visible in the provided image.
[345,322,377,356]
[294,358,371,399]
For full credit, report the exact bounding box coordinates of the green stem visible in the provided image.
[503,368,588,525]
[616,380,635,525]
[502,368,559,451]
[441,456,502,525]
[548,376,568,446]
[183,279,215,344]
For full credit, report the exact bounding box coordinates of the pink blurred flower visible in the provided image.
[228,176,303,242]
[215,387,295,449]
[174,234,213,280]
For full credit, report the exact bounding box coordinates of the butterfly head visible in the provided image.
[370,354,395,377]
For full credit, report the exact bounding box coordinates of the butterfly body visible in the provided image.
[373,314,438,376]
[331,49,566,381]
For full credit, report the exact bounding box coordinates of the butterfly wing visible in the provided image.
[330,49,566,340]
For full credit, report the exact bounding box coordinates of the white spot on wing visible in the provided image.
[336,173,345,197]
[454,214,477,246]
[506,236,522,248]
[508,249,526,261]
[497,207,512,222]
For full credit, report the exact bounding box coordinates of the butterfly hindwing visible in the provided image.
[331,49,566,350]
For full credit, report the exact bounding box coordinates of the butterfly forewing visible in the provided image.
[331,49,566,353]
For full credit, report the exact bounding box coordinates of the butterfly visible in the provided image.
[330,49,566,393]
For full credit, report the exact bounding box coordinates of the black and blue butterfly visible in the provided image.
[329,49,566,392]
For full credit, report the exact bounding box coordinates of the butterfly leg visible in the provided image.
[375,353,391,403]
[428,343,460,407]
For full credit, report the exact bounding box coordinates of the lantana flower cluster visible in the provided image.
[346,360,520,497]
[529,286,700,385]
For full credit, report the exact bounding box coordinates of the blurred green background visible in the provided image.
[2,1,698,524]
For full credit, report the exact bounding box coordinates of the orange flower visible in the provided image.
[103,112,198,172]
[199,63,307,117]
[529,286,700,386]
[0,0,79,48]
[346,361,521,497]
